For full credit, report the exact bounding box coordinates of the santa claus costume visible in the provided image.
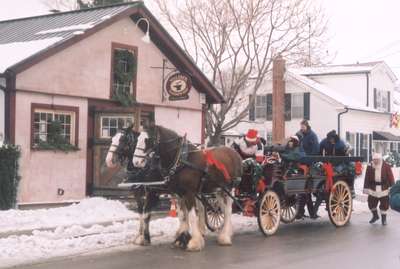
[363,153,395,225]
[232,129,264,162]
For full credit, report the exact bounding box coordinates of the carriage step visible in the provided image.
[118,180,168,189]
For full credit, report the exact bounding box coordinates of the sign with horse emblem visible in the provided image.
[165,72,192,101]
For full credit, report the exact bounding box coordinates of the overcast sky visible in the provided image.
[1,0,400,77]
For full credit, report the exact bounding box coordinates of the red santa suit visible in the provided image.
[363,153,395,216]
[232,129,264,162]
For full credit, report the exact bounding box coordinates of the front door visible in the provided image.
[92,112,136,188]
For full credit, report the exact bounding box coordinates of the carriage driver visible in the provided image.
[232,129,264,163]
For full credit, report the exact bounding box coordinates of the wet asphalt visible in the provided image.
[15,212,400,269]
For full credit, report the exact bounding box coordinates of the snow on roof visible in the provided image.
[287,69,382,113]
[0,3,140,74]
[35,23,95,35]
[292,61,382,76]
[0,37,63,73]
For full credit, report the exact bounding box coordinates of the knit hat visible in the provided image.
[245,129,258,143]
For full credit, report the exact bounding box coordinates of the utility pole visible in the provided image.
[308,15,311,66]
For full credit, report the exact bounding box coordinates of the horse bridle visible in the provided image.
[134,128,185,173]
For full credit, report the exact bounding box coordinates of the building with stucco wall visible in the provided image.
[0,2,223,206]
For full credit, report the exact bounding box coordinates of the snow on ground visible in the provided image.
[0,197,136,234]
[0,197,371,268]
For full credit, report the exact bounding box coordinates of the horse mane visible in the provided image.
[156,125,179,139]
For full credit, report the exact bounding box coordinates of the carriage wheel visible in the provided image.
[328,180,353,227]
[281,196,298,224]
[205,196,224,232]
[257,190,281,236]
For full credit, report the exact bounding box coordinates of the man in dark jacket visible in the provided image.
[297,120,319,155]
[319,130,348,156]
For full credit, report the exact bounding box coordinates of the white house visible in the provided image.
[226,61,400,163]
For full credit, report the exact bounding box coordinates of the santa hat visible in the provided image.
[372,152,382,160]
[245,129,258,143]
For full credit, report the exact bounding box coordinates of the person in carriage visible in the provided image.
[295,120,320,219]
[231,129,265,163]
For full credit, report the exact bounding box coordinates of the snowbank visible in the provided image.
[0,197,371,268]
[0,197,136,235]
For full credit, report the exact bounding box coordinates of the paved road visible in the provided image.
[17,212,400,269]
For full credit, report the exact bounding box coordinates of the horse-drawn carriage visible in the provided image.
[107,125,363,251]
[205,150,363,236]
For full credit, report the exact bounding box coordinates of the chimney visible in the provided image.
[272,55,286,144]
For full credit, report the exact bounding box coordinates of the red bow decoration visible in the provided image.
[355,161,363,175]
[323,162,334,192]
[203,150,231,181]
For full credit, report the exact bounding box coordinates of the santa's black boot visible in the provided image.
[381,214,387,226]
[369,210,379,224]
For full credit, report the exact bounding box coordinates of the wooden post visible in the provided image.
[272,55,286,144]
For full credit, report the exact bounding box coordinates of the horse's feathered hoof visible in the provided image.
[217,235,232,246]
[186,236,205,252]
[174,232,191,249]
[134,235,151,246]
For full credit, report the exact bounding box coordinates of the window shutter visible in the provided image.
[249,95,255,121]
[356,133,360,156]
[387,91,391,112]
[285,93,291,121]
[373,88,377,109]
[369,134,372,163]
[303,92,310,120]
[267,94,273,121]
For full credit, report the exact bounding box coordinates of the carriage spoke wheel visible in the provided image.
[328,180,353,227]
[257,190,281,236]
[205,197,224,232]
[281,196,298,224]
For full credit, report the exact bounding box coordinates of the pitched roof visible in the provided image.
[0,2,224,103]
[292,61,391,76]
[287,70,385,113]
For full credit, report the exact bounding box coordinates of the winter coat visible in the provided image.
[390,180,400,212]
[281,146,305,162]
[363,161,394,198]
[319,138,348,156]
[299,129,319,155]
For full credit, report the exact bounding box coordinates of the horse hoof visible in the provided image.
[217,236,232,246]
[174,232,191,249]
[186,237,205,252]
[134,235,150,246]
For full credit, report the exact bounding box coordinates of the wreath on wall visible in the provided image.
[37,121,79,152]
[112,49,137,107]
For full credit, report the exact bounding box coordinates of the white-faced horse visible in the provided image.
[130,125,242,251]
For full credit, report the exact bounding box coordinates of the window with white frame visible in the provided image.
[291,93,304,119]
[255,95,267,119]
[362,134,368,149]
[33,109,76,146]
[376,89,389,111]
[346,133,356,156]
[100,115,134,138]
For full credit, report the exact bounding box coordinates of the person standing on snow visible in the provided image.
[363,153,395,225]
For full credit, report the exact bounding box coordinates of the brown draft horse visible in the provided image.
[130,125,242,251]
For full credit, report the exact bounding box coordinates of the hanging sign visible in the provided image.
[165,72,192,101]
[391,112,400,128]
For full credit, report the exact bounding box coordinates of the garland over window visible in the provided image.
[36,120,79,152]
[112,49,137,107]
